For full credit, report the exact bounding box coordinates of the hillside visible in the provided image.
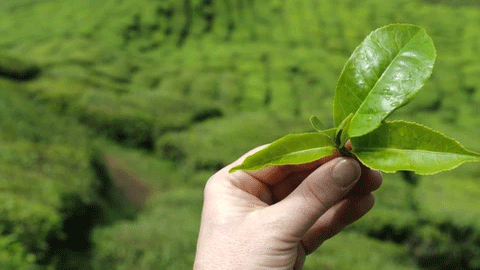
[1,0,480,269]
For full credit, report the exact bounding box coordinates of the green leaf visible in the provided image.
[335,113,354,147]
[310,116,326,131]
[321,128,337,139]
[333,24,436,138]
[229,133,336,172]
[309,116,336,139]
[351,121,480,175]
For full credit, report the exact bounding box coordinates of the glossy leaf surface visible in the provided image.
[333,24,436,138]
[351,121,480,175]
[229,133,336,172]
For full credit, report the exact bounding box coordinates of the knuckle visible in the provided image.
[301,178,332,213]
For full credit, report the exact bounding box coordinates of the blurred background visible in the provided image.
[1,0,480,269]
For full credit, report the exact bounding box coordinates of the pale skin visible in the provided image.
[194,142,382,270]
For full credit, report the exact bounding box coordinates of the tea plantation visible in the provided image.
[1,0,480,269]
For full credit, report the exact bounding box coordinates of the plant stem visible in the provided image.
[338,146,355,158]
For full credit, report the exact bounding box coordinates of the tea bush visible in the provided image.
[304,231,418,270]
[156,112,312,171]
[91,188,202,270]
[348,173,418,243]
[411,171,480,269]
[1,0,480,269]
[0,81,98,267]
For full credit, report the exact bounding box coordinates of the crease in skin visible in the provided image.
[272,170,313,204]
[301,193,376,255]
[229,171,273,205]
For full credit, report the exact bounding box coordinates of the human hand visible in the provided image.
[194,143,382,270]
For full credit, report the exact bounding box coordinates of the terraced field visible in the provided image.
[1,0,480,269]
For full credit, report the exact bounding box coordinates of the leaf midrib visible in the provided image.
[263,146,335,163]
[354,147,480,158]
[355,28,423,116]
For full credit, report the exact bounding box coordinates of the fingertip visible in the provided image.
[368,170,383,191]
[347,193,376,222]
[371,169,382,180]
[365,192,376,210]
[331,157,362,188]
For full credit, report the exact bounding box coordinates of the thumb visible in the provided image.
[267,157,361,237]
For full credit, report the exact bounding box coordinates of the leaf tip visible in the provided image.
[309,115,326,131]
[228,166,241,173]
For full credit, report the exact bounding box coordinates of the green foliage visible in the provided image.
[72,90,224,148]
[72,91,156,148]
[0,235,38,270]
[1,0,480,269]
[231,24,480,174]
[230,133,335,172]
[157,112,311,172]
[0,81,97,267]
[304,231,418,270]
[309,115,327,132]
[0,163,62,250]
[91,188,202,270]
[351,121,480,174]
[415,171,480,226]
[348,173,417,242]
[409,225,470,269]
[93,139,182,192]
[410,172,480,269]
[333,24,436,137]
[0,53,40,81]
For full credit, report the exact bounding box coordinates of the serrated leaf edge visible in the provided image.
[349,26,435,137]
[352,120,480,175]
[229,133,336,173]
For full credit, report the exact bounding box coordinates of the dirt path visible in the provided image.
[101,151,154,209]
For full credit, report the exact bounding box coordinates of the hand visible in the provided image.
[194,144,382,270]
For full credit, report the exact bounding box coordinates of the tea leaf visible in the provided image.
[322,128,337,139]
[310,115,326,131]
[351,121,480,175]
[310,116,337,140]
[229,133,336,172]
[229,24,479,175]
[334,24,436,138]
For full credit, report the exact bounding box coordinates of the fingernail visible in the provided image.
[332,158,361,188]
